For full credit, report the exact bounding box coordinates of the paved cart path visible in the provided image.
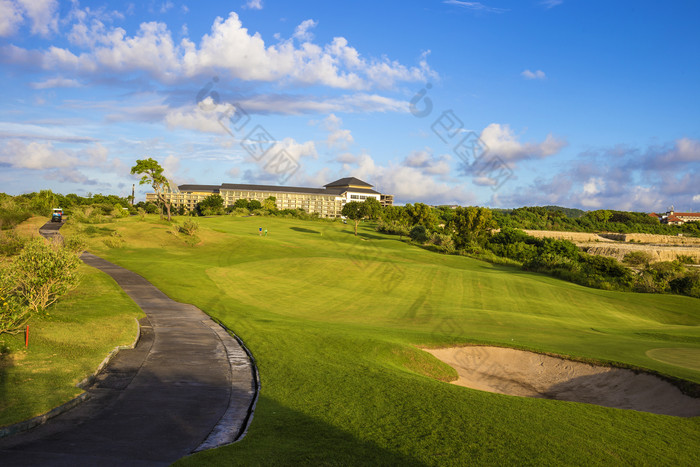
[0,222,257,466]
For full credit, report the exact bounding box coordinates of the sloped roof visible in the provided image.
[672,212,700,217]
[324,177,373,188]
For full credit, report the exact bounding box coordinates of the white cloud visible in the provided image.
[321,114,353,150]
[235,92,408,115]
[0,0,23,37]
[403,149,451,175]
[17,0,59,37]
[521,69,546,80]
[540,0,563,8]
[443,1,508,13]
[338,151,474,205]
[164,98,237,134]
[0,140,76,169]
[160,1,174,13]
[30,77,82,89]
[479,123,566,163]
[693,194,700,202]
[9,12,434,90]
[243,0,262,10]
[293,19,317,42]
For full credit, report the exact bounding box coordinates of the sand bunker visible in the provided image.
[425,346,700,417]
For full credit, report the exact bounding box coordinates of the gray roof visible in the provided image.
[324,177,373,188]
[221,183,330,195]
[177,184,220,193]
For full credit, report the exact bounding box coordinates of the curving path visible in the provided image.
[0,222,257,466]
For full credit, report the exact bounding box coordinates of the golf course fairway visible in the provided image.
[66,215,700,465]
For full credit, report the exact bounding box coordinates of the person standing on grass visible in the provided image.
[259,227,262,236]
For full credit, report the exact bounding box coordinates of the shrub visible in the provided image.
[623,251,654,267]
[409,225,428,243]
[0,287,31,335]
[676,254,696,264]
[111,206,129,218]
[427,232,456,253]
[0,230,29,256]
[178,219,199,236]
[103,232,125,248]
[63,234,88,255]
[2,238,81,317]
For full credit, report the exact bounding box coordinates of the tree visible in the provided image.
[362,197,382,220]
[248,199,262,211]
[450,206,497,247]
[197,194,224,216]
[233,199,249,209]
[342,201,367,236]
[131,158,172,221]
[263,196,278,211]
[409,225,428,243]
[405,203,438,230]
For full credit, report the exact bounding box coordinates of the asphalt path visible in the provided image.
[0,221,257,466]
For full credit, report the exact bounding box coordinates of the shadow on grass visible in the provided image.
[289,227,320,234]
[178,395,427,466]
[340,230,386,241]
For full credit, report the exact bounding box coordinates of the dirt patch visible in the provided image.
[425,346,700,417]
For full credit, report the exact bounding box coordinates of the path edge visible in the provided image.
[193,318,261,452]
[0,317,143,440]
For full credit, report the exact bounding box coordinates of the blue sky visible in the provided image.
[1,0,699,211]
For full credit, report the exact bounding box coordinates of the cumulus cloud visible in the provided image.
[403,149,451,175]
[492,137,700,211]
[335,151,474,205]
[0,0,23,37]
[293,19,317,42]
[165,97,237,134]
[6,12,435,90]
[0,140,76,169]
[321,114,353,150]
[478,123,566,163]
[521,69,546,80]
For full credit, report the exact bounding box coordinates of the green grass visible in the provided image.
[0,264,144,427]
[65,215,700,465]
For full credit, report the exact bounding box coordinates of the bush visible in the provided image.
[409,225,428,243]
[63,234,87,255]
[0,230,29,256]
[427,232,456,253]
[103,232,125,248]
[623,251,654,267]
[111,207,129,218]
[0,286,31,335]
[2,238,81,317]
[178,219,199,236]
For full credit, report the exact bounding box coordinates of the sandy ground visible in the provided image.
[425,346,700,417]
[522,229,700,263]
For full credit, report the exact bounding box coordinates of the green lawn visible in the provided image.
[0,264,144,427]
[66,215,700,465]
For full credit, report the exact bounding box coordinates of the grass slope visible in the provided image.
[68,215,700,465]
[0,264,144,427]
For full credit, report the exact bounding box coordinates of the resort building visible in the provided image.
[651,206,700,225]
[146,177,392,218]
